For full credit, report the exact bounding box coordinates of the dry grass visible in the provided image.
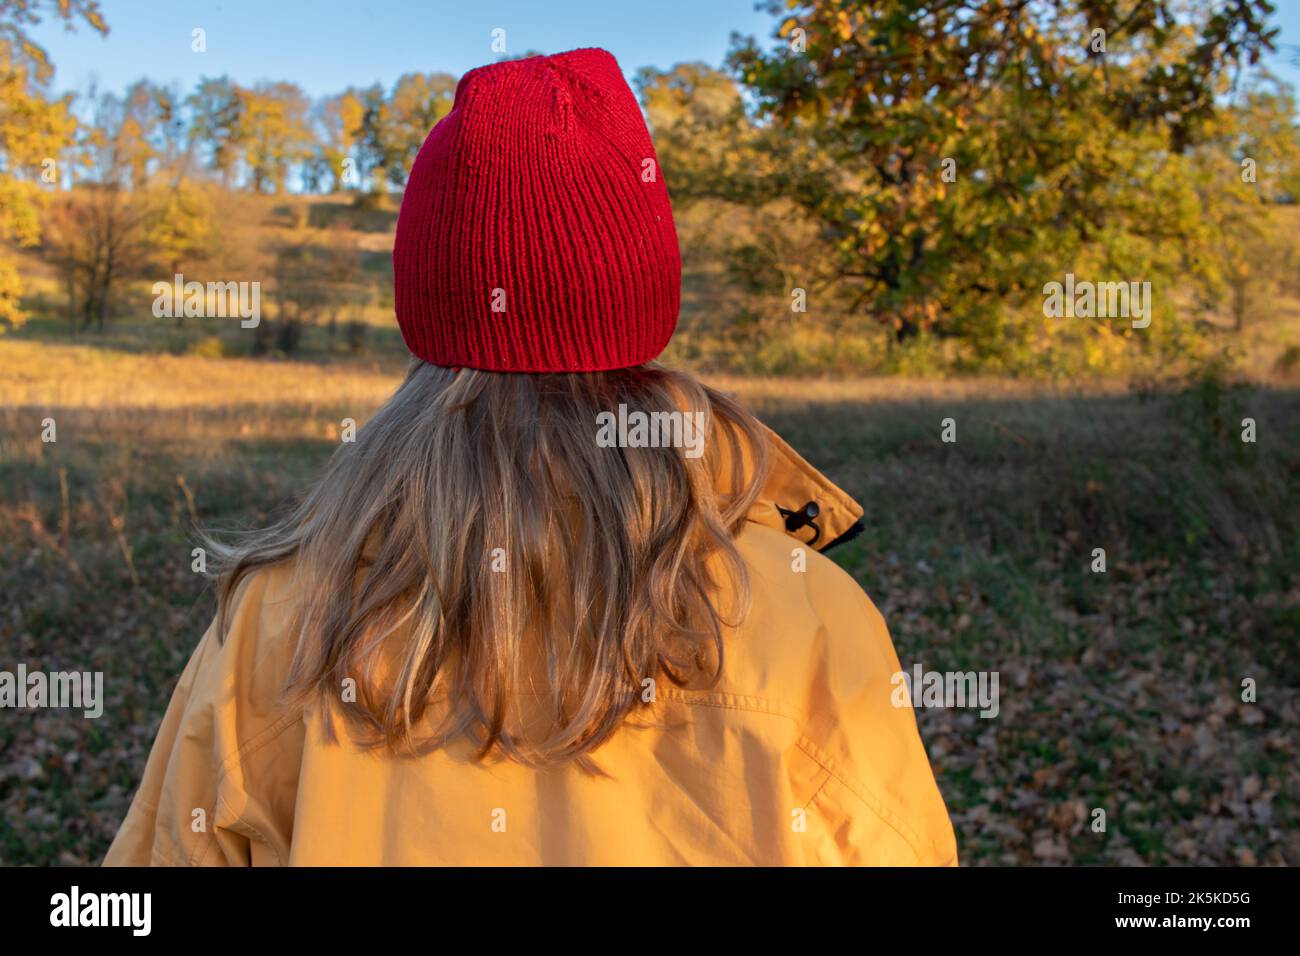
[1,339,400,410]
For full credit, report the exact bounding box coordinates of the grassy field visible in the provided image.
[1,323,1298,865]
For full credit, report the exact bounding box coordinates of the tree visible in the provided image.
[728,0,1281,349]
[43,88,158,331]
[355,83,390,194]
[638,63,848,346]
[238,81,312,193]
[346,73,455,195]
[1191,81,1300,330]
[188,76,243,187]
[0,0,107,331]
[636,63,767,202]
[144,180,219,326]
[116,80,161,188]
[150,81,192,182]
[311,89,365,192]
[42,184,155,331]
[378,72,455,188]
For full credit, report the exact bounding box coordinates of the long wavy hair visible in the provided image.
[206,360,769,767]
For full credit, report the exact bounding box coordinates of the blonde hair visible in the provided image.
[207,360,769,767]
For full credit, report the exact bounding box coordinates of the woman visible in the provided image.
[104,48,956,866]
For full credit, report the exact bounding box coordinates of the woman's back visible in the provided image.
[105,428,955,866]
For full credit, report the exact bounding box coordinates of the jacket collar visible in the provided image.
[357,421,863,559]
[721,422,865,554]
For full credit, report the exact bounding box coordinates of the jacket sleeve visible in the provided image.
[795,559,959,866]
[102,568,304,866]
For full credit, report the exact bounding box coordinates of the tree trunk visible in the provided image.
[65,273,77,334]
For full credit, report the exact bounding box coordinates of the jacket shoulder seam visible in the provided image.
[795,733,940,864]
[655,686,806,726]
[215,706,304,783]
[209,565,305,779]
[186,711,302,866]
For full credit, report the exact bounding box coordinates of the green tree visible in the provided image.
[728,0,1280,351]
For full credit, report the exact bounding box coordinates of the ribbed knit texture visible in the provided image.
[393,48,681,372]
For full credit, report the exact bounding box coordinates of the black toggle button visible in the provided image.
[778,500,822,546]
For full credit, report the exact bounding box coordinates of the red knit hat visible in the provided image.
[393,48,680,372]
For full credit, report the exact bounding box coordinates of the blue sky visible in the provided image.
[30,0,775,97]
[27,0,1300,100]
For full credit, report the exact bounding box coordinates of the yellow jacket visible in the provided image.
[104,426,957,866]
